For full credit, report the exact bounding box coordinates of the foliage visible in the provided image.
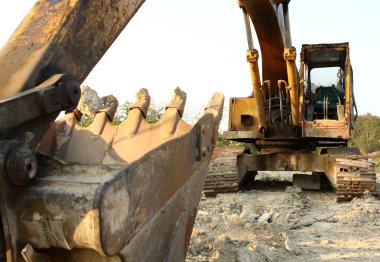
[112,100,132,125]
[351,113,380,153]
[216,134,257,154]
[145,103,164,124]
[369,152,380,173]
[79,115,93,127]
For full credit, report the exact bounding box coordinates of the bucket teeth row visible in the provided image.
[38,86,224,166]
[63,87,189,132]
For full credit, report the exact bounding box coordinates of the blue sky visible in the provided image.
[1,0,379,127]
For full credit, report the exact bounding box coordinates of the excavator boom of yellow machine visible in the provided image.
[238,0,290,91]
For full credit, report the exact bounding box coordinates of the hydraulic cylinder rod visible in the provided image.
[284,47,300,127]
[239,3,266,132]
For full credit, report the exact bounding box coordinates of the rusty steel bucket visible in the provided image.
[0,88,223,261]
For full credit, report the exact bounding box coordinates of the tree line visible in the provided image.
[351,113,380,153]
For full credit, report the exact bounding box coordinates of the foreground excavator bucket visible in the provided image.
[0,0,224,260]
[0,87,224,261]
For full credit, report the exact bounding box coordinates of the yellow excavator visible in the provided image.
[0,0,224,261]
[206,0,376,201]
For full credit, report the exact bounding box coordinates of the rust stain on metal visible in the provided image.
[184,208,198,257]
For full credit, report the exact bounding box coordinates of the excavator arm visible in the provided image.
[0,0,146,98]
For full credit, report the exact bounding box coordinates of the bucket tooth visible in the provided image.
[160,87,187,136]
[130,88,150,117]
[88,96,118,136]
[100,94,119,120]
[121,88,151,136]
[204,93,225,143]
[165,86,187,117]
[89,112,109,135]
[205,93,225,117]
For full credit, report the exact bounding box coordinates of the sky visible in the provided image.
[1,0,379,128]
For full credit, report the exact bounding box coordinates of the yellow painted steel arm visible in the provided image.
[239,0,290,89]
[240,0,300,127]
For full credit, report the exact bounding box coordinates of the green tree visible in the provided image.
[112,100,132,125]
[145,103,164,124]
[351,113,380,153]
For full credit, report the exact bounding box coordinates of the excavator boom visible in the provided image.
[239,0,290,89]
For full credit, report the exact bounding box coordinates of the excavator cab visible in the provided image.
[302,44,347,122]
[301,43,356,140]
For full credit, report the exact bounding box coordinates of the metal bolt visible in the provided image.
[62,77,81,110]
[6,148,37,186]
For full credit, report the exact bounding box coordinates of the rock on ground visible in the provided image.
[187,171,380,261]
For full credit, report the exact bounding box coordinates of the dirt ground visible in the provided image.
[187,172,380,262]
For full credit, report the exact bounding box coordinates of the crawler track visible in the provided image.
[334,156,376,201]
[205,147,377,202]
[204,147,245,196]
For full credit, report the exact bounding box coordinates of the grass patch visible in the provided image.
[216,134,257,154]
